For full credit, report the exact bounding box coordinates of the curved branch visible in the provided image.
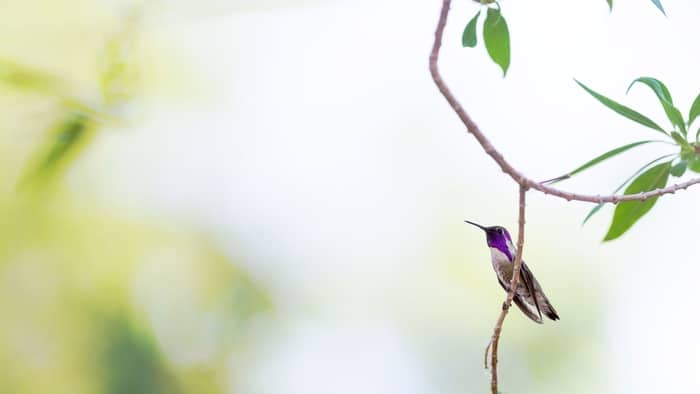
[429,0,700,204]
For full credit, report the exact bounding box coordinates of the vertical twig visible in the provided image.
[486,185,527,393]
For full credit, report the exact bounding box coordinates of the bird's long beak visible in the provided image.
[464,220,486,230]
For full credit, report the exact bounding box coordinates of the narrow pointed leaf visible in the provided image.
[689,93,700,127]
[670,131,691,149]
[462,11,480,48]
[662,101,686,135]
[582,203,605,225]
[19,113,97,190]
[603,161,671,241]
[606,0,613,11]
[650,0,666,15]
[483,8,510,77]
[0,59,61,93]
[627,77,673,103]
[670,161,687,177]
[575,80,667,135]
[40,115,88,172]
[627,77,686,135]
[556,140,655,182]
[582,154,675,224]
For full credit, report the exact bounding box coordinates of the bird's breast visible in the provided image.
[489,247,513,282]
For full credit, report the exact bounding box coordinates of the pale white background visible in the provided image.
[76,1,700,393]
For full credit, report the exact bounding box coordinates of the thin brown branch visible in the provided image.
[429,0,700,204]
[483,340,491,369]
[485,186,527,394]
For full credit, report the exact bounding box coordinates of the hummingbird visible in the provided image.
[465,220,559,324]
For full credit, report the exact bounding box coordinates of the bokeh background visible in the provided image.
[1,0,699,393]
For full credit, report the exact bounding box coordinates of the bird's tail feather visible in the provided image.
[543,299,560,321]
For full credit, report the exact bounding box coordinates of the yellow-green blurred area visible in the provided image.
[0,1,270,393]
[0,198,269,394]
[1,1,699,393]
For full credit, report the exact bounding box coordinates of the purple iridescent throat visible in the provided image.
[486,230,513,261]
[464,221,515,262]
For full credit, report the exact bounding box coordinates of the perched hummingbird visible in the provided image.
[465,220,559,324]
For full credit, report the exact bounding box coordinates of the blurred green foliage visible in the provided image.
[0,194,271,393]
[0,2,271,393]
[96,315,184,394]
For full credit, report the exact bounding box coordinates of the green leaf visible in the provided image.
[607,0,664,14]
[582,154,675,224]
[663,102,686,135]
[650,0,666,15]
[38,114,89,173]
[670,160,687,177]
[670,131,691,149]
[689,93,700,127]
[603,161,672,241]
[627,77,686,135]
[582,203,605,225]
[575,80,668,135]
[18,112,97,190]
[483,8,510,77]
[0,59,61,93]
[627,77,673,103]
[462,11,480,48]
[557,140,656,182]
[689,155,700,173]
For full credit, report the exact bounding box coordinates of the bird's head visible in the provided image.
[464,220,514,259]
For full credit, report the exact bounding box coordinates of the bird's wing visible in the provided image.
[497,276,543,324]
[513,294,544,324]
[519,261,543,322]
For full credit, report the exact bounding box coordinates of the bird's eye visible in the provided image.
[498,228,504,234]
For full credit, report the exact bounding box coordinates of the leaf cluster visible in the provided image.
[460,0,688,241]
[557,78,700,240]
[461,4,510,76]
[462,1,667,76]
[1,28,138,189]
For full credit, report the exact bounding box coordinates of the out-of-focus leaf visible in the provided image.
[21,113,98,188]
[575,80,668,135]
[583,154,675,224]
[462,11,480,48]
[555,140,656,183]
[650,0,666,15]
[670,160,687,177]
[627,77,685,135]
[689,93,700,127]
[0,58,61,93]
[483,8,510,77]
[607,0,613,11]
[100,36,138,106]
[603,161,671,241]
[38,115,89,173]
[97,314,184,394]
